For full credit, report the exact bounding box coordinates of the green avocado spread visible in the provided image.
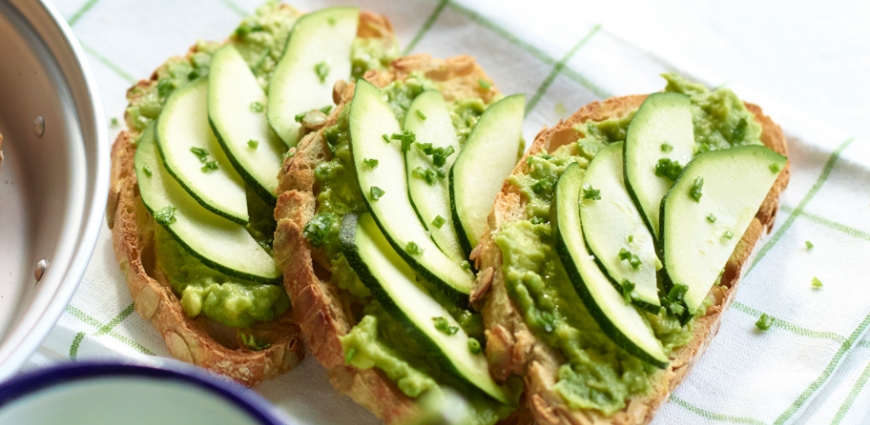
[155,225,290,328]
[498,73,761,415]
[129,3,398,328]
[303,72,516,423]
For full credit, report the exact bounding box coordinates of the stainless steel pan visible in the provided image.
[0,0,107,379]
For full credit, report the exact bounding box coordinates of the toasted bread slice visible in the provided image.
[109,132,302,386]
[272,54,501,423]
[107,7,396,386]
[472,95,789,424]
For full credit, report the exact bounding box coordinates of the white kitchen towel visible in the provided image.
[30,0,870,424]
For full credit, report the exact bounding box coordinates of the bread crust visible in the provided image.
[474,95,789,425]
[106,7,397,387]
[273,54,500,424]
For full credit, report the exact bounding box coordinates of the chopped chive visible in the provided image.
[769,163,781,174]
[294,112,306,122]
[433,317,459,335]
[320,105,333,115]
[660,142,673,153]
[415,109,427,121]
[363,158,379,169]
[530,216,546,225]
[619,279,636,305]
[706,214,717,223]
[468,338,482,354]
[690,177,704,202]
[344,348,356,363]
[755,313,774,331]
[190,147,209,163]
[142,165,152,177]
[406,241,424,255]
[110,117,119,126]
[432,146,454,167]
[628,235,634,243]
[528,171,554,192]
[582,184,601,200]
[201,161,219,172]
[303,213,336,247]
[460,261,471,271]
[618,248,642,270]
[154,206,177,225]
[805,240,814,250]
[391,131,416,152]
[532,178,555,196]
[412,167,438,186]
[655,158,683,181]
[431,215,446,229]
[382,134,390,143]
[663,283,688,317]
[478,78,492,90]
[283,149,295,158]
[314,62,330,83]
[722,230,735,240]
[812,276,823,288]
[370,186,385,201]
[247,139,259,149]
[249,101,264,113]
[239,332,270,351]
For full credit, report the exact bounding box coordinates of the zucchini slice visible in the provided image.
[155,78,249,224]
[135,124,281,284]
[661,145,786,312]
[404,90,464,261]
[348,80,474,303]
[624,92,695,240]
[450,94,524,256]
[340,212,508,404]
[555,162,668,368]
[580,142,660,311]
[208,44,286,205]
[267,7,358,147]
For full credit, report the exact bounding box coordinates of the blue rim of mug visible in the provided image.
[0,362,285,424]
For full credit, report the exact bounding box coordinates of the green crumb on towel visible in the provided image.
[756,313,774,331]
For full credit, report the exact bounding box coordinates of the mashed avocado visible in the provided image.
[663,73,763,152]
[155,226,289,328]
[340,303,515,425]
[128,3,398,327]
[305,73,511,423]
[352,37,400,79]
[497,74,754,415]
[341,311,439,397]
